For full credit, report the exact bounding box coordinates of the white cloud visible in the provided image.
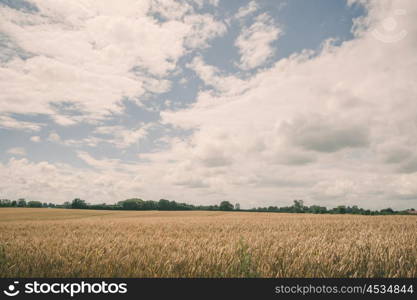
[30,136,41,143]
[186,56,247,95]
[0,115,42,131]
[150,0,193,20]
[0,158,144,203]
[189,0,220,8]
[64,136,104,148]
[235,1,258,19]
[94,124,152,149]
[0,0,227,123]
[47,132,61,143]
[7,147,26,156]
[159,0,417,208]
[280,115,370,153]
[183,14,227,48]
[235,13,282,70]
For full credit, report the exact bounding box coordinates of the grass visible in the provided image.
[0,208,416,277]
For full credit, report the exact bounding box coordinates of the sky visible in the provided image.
[0,0,416,209]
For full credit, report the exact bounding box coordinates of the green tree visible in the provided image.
[71,198,87,209]
[292,200,305,213]
[309,205,327,214]
[158,199,171,210]
[334,205,347,214]
[28,201,42,208]
[219,201,234,211]
[380,208,394,215]
[17,198,27,207]
[0,199,11,207]
[118,198,144,210]
[143,200,158,210]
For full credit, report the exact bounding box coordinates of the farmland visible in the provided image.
[0,208,416,277]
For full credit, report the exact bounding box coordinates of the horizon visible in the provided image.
[1,197,416,212]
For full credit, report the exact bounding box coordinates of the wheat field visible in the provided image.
[0,208,416,278]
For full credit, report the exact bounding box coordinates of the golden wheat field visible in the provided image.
[0,208,416,278]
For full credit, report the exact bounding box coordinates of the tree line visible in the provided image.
[246,200,416,215]
[0,198,56,208]
[0,198,415,215]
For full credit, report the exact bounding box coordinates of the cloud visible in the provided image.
[77,151,124,171]
[186,56,247,95]
[47,132,61,143]
[41,124,151,149]
[184,14,227,48]
[0,158,144,203]
[312,179,358,200]
[389,173,417,200]
[235,1,258,20]
[1,0,417,210]
[0,115,42,131]
[265,144,317,166]
[30,135,41,142]
[396,157,417,174]
[0,0,227,123]
[235,13,282,70]
[189,0,220,8]
[7,147,26,156]
[280,115,370,153]
[160,0,417,208]
[150,0,193,20]
[94,124,152,149]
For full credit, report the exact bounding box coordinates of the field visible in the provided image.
[0,208,416,278]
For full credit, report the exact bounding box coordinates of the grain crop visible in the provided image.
[0,208,416,277]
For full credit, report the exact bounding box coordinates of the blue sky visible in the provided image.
[1,0,416,209]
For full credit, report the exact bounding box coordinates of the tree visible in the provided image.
[380,208,394,215]
[219,201,234,211]
[17,198,27,207]
[158,199,171,210]
[71,198,87,209]
[308,205,327,214]
[118,198,144,210]
[0,199,11,207]
[142,200,158,210]
[235,203,241,211]
[334,205,347,214]
[28,201,42,208]
[292,200,305,213]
